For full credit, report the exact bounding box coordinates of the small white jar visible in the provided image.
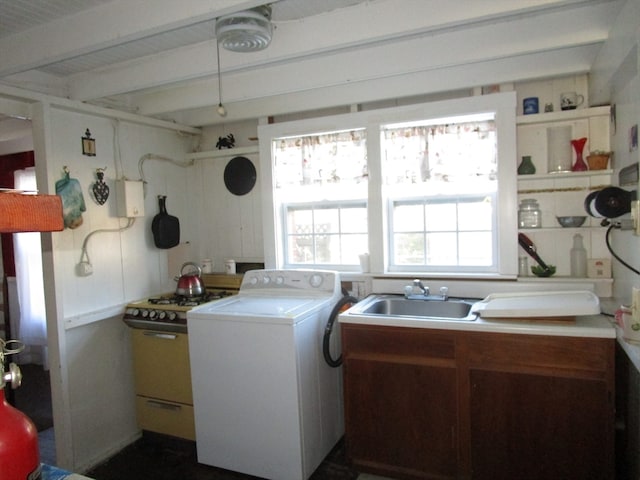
[225,259,236,275]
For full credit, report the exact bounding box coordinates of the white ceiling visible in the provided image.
[0,0,626,127]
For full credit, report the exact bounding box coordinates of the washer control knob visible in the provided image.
[275,276,285,285]
[309,274,323,288]
[262,276,271,285]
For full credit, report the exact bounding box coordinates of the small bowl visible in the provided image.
[531,265,556,277]
[556,216,586,228]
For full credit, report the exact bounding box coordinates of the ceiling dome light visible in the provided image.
[216,5,273,52]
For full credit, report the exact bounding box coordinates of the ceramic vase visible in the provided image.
[518,156,536,175]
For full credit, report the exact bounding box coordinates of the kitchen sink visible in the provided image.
[347,294,479,321]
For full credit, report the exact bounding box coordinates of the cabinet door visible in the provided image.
[131,329,193,405]
[469,369,612,480]
[345,357,458,479]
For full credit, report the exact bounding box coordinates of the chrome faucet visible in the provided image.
[404,280,449,301]
[413,279,429,296]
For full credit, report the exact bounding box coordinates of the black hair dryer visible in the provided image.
[584,187,636,218]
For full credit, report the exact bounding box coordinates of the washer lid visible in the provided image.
[187,295,331,321]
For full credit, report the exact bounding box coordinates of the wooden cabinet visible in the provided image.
[131,329,195,440]
[342,325,458,479]
[342,324,615,480]
[467,332,614,480]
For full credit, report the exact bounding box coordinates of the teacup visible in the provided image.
[560,92,584,110]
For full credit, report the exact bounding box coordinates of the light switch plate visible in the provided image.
[632,200,640,236]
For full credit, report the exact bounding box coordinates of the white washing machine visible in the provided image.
[187,269,345,480]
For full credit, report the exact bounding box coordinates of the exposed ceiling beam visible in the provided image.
[0,0,267,77]
[164,44,599,127]
[122,3,610,120]
[65,0,614,101]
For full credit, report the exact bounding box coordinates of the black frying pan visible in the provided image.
[151,195,180,249]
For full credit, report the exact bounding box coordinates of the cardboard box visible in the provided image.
[587,258,611,279]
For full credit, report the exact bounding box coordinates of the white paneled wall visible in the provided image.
[189,150,264,271]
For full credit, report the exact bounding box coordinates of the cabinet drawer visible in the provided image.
[136,396,195,441]
[342,324,455,361]
[131,329,193,404]
[467,332,613,374]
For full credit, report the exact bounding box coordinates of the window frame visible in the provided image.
[259,92,517,278]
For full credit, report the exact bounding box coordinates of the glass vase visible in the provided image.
[547,126,573,173]
[571,137,588,172]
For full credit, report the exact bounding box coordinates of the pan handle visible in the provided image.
[518,233,551,272]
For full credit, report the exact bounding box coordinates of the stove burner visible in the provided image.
[148,291,231,307]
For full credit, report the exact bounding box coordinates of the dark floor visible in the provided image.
[12,363,54,432]
[7,363,362,479]
[86,432,360,480]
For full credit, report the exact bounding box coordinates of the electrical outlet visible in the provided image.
[76,261,93,276]
[633,200,640,236]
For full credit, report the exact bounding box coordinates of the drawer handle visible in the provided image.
[146,400,182,411]
[143,332,177,340]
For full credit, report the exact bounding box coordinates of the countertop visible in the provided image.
[600,297,640,372]
[339,310,616,338]
[339,291,616,338]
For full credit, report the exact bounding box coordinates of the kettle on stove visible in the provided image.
[175,262,205,297]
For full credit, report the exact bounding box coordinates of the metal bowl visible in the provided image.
[556,216,586,228]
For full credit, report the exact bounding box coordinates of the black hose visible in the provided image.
[323,295,358,368]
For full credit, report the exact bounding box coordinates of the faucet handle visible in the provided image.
[439,286,449,299]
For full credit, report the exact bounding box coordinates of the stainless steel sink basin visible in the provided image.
[347,294,478,321]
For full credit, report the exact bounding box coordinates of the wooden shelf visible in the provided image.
[517,170,613,181]
[184,146,259,161]
[516,106,610,125]
[518,227,605,233]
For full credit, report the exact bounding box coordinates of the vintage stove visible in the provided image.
[123,273,244,333]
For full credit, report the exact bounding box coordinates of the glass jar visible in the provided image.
[518,199,541,228]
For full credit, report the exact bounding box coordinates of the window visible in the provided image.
[259,93,517,277]
[271,129,368,269]
[382,115,499,272]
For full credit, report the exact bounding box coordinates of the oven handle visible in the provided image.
[143,332,177,340]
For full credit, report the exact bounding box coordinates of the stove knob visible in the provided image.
[262,276,271,285]
[167,312,177,321]
[129,308,140,317]
[158,311,166,320]
[148,310,157,319]
[248,276,258,285]
[140,309,149,318]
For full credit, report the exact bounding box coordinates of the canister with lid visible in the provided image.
[518,199,542,228]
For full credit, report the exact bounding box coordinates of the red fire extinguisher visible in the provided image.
[0,339,41,480]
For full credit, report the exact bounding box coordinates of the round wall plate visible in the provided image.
[224,156,257,196]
